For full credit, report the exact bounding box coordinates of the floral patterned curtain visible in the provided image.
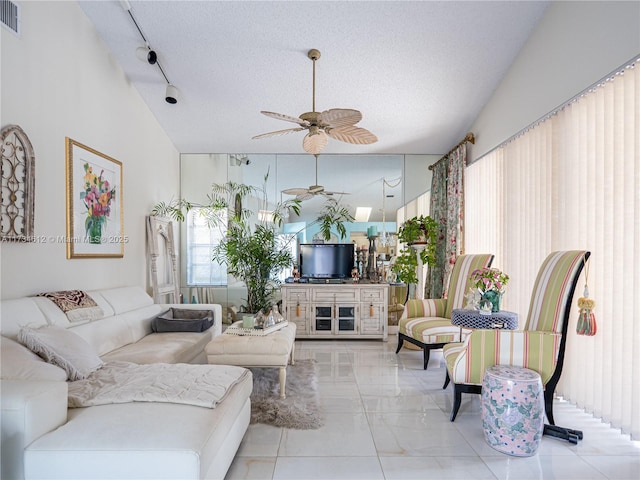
[425,144,466,298]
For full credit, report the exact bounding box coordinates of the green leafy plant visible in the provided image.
[153,171,353,313]
[392,215,438,285]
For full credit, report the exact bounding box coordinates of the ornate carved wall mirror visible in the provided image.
[1,125,35,241]
[146,215,180,303]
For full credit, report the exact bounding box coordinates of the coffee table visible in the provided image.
[205,322,296,398]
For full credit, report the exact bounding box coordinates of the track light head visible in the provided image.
[230,155,250,166]
[136,46,157,65]
[165,84,178,104]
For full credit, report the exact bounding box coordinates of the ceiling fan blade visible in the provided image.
[282,187,311,195]
[326,125,378,145]
[322,191,350,196]
[260,111,310,127]
[320,109,362,127]
[296,192,314,201]
[252,127,305,140]
[303,130,328,154]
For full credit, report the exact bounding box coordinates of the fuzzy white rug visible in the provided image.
[249,359,323,429]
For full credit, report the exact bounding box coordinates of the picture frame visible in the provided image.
[65,138,124,258]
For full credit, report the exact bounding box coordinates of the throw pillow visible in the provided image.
[18,326,104,381]
[36,290,103,323]
[0,336,68,381]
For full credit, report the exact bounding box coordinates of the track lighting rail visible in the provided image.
[120,0,177,104]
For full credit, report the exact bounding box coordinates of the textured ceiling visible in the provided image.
[79,0,550,156]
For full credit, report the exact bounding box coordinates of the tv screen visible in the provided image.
[299,243,354,279]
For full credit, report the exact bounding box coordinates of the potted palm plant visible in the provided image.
[391,215,438,285]
[153,172,353,314]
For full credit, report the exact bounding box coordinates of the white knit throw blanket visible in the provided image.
[68,361,249,409]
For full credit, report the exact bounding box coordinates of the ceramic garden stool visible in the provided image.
[481,365,545,456]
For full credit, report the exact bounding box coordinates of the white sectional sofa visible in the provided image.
[0,286,252,480]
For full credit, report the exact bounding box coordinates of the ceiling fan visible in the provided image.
[252,49,378,155]
[282,155,350,201]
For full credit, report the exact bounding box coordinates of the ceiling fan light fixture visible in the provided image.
[303,131,327,155]
[252,48,377,154]
[281,154,350,201]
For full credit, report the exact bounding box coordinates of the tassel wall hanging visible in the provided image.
[576,254,597,336]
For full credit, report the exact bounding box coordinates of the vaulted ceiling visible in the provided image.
[79,1,550,156]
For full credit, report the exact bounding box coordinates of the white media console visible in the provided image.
[281,283,389,341]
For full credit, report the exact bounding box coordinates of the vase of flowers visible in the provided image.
[82,163,115,244]
[471,267,510,312]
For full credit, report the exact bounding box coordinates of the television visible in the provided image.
[299,243,355,279]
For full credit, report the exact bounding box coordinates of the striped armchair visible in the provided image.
[443,250,590,423]
[395,254,494,369]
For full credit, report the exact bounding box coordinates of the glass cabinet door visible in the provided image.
[314,305,332,331]
[337,306,356,332]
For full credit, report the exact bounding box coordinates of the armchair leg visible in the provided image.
[544,387,555,425]
[450,384,482,422]
[423,346,430,370]
[395,334,404,354]
[450,384,462,421]
[443,371,450,390]
[395,334,446,371]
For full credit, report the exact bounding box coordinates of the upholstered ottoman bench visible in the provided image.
[205,323,296,398]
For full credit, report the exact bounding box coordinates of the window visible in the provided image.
[466,59,639,439]
[186,208,227,286]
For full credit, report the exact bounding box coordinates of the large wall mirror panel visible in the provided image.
[178,153,438,319]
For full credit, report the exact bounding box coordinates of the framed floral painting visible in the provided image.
[65,138,124,258]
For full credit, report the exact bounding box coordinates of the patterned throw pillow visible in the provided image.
[36,290,103,323]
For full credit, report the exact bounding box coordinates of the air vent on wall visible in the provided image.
[1,0,20,36]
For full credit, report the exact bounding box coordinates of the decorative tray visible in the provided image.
[224,320,288,336]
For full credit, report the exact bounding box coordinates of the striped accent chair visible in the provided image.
[395,254,494,369]
[443,250,590,423]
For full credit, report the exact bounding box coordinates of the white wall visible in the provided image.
[0,1,180,299]
[469,0,640,162]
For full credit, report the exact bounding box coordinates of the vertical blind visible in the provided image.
[465,59,639,439]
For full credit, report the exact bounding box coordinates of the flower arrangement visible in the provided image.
[82,163,116,244]
[471,267,510,293]
[470,267,510,313]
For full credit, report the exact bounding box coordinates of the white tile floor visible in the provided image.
[225,337,640,480]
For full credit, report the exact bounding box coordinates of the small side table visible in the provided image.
[451,309,518,330]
